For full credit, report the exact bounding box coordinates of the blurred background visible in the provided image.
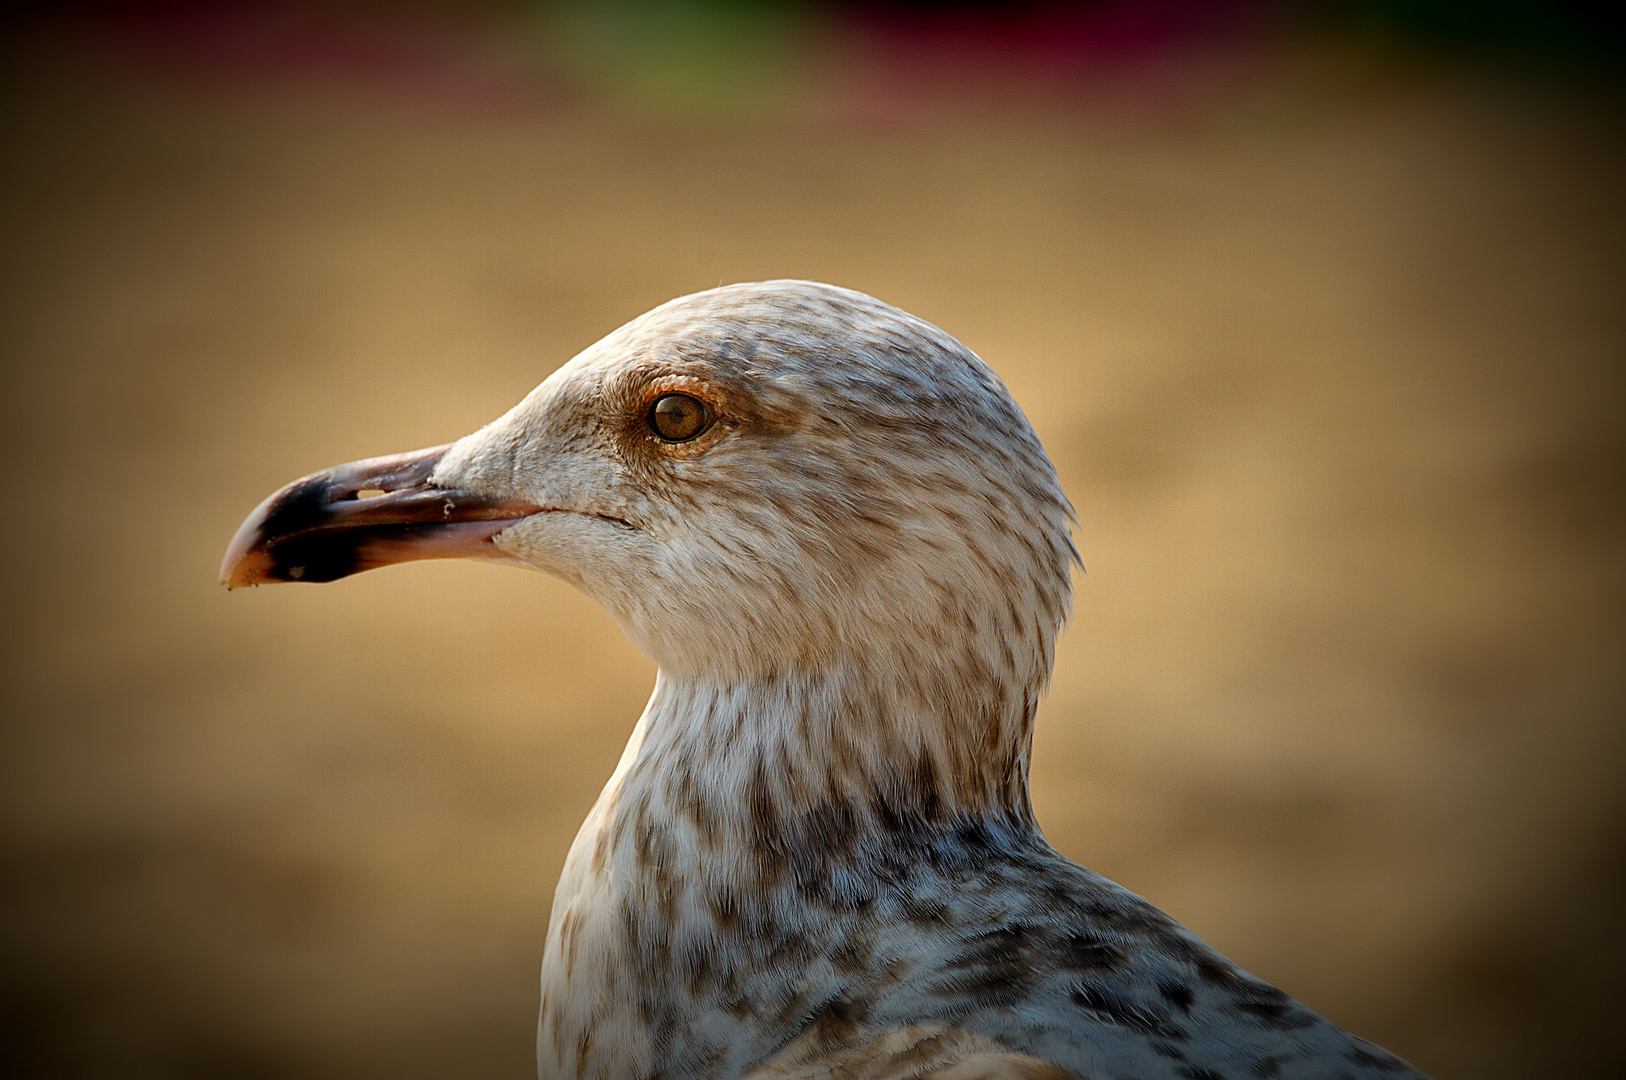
[1,2,1622,1077]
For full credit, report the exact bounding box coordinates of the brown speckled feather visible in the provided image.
[746,1026,1075,1079]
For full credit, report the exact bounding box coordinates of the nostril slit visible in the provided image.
[356,488,387,500]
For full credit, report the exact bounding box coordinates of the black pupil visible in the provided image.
[651,394,706,441]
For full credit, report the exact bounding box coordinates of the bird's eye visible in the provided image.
[648,393,712,442]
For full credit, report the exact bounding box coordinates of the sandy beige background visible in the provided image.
[2,23,1623,1080]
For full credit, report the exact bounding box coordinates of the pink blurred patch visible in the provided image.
[824,1,1275,127]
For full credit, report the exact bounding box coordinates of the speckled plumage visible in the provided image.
[231,281,1428,1080]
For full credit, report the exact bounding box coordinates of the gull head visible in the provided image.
[224,281,1076,709]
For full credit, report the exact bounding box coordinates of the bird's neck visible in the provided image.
[537,664,1044,1078]
[618,665,1040,843]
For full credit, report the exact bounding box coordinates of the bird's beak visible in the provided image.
[220,444,541,589]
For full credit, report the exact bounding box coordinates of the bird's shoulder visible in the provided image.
[779,821,1427,1080]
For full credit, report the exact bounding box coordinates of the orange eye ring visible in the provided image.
[648,393,713,442]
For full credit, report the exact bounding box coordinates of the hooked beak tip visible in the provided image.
[220,444,538,589]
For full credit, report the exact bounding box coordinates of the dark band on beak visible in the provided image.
[221,444,539,588]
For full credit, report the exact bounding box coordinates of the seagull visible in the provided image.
[222,281,1426,1080]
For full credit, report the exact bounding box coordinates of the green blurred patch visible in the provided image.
[540,0,822,120]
